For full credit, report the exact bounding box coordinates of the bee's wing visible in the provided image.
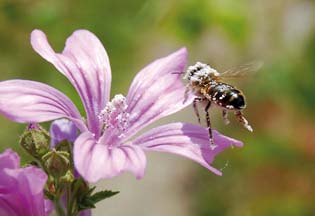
[219,61,263,78]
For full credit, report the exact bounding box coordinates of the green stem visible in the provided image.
[54,198,66,216]
[67,183,80,216]
[52,178,66,216]
[67,185,78,216]
[66,185,71,216]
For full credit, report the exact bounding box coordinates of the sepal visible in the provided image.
[19,123,50,158]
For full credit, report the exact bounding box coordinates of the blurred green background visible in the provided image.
[0,0,314,215]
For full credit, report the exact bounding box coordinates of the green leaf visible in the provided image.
[78,190,120,211]
[78,199,95,210]
[85,186,96,197]
[89,190,120,203]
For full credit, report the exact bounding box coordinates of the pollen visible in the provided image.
[226,105,234,109]
[98,94,130,134]
[184,62,219,82]
[219,95,226,100]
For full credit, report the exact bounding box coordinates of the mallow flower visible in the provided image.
[0,29,242,183]
[0,149,50,216]
[50,118,78,148]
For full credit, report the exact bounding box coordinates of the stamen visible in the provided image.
[98,94,130,136]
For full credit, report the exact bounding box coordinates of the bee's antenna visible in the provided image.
[171,71,185,74]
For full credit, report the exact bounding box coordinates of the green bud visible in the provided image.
[42,149,70,178]
[60,170,75,184]
[19,123,50,158]
[55,140,72,152]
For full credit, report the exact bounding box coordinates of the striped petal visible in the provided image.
[132,123,243,176]
[74,132,146,183]
[126,48,192,135]
[31,29,111,137]
[102,48,193,145]
[0,80,86,132]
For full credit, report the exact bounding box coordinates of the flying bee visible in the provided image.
[182,61,263,148]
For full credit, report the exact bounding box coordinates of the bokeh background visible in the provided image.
[0,0,314,215]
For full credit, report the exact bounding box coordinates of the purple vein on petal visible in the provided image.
[132,122,243,176]
[125,48,191,137]
[31,29,111,137]
[0,80,87,132]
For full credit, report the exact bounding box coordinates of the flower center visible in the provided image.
[98,94,130,137]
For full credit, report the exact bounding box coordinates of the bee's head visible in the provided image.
[183,62,219,85]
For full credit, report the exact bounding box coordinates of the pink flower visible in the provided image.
[50,118,78,147]
[0,29,242,183]
[0,149,50,216]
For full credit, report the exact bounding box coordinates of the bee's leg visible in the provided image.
[222,110,230,125]
[205,101,216,149]
[235,111,253,132]
[184,84,190,103]
[193,97,202,124]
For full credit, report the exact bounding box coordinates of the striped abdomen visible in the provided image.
[206,82,246,110]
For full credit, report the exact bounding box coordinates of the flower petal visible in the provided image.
[0,200,19,216]
[127,48,192,133]
[0,80,87,132]
[132,123,243,176]
[50,119,78,147]
[31,29,111,137]
[44,200,54,216]
[0,149,48,216]
[103,48,193,144]
[79,209,92,216]
[0,149,19,170]
[1,167,48,216]
[74,132,146,183]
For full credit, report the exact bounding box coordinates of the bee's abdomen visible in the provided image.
[207,82,246,110]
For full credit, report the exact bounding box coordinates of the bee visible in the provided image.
[183,61,263,148]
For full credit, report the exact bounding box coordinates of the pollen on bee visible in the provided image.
[226,105,234,109]
[219,95,226,100]
[184,62,219,82]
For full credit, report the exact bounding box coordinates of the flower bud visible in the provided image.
[19,123,50,158]
[60,170,75,184]
[42,149,70,178]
